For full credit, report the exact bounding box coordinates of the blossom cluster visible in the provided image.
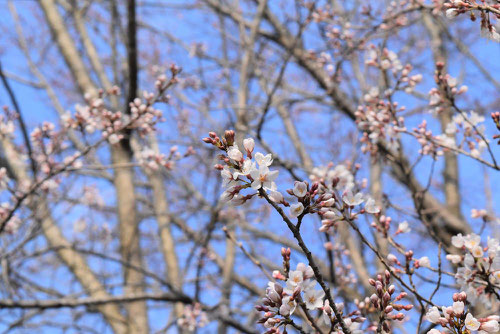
[425,291,499,333]
[428,63,468,114]
[266,161,380,231]
[447,233,500,307]
[203,131,279,206]
[444,0,500,42]
[437,110,488,158]
[410,64,491,159]
[356,47,425,154]
[205,131,385,230]
[136,145,193,170]
[413,119,446,158]
[386,249,431,273]
[367,270,413,332]
[356,97,405,154]
[307,164,380,233]
[257,249,364,333]
[0,71,180,236]
[62,88,163,145]
[177,303,208,331]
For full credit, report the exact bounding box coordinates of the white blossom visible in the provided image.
[464,234,481,250]
[254,152,273,166]
[465,313,480,330]
[304,289,325,310]
[451,233,465,248]
[471,245,484,258]
[398,221,411,233]
[227,146,243,161]
[290,203,304,217]
[250,165,278,190]
[364,197,380,213]
[425,306,440,323]
[279,296,297,316]
[446,254,462,264]
[451,301,464,315]
[481,320,499,332]
[418,256,430,268]
[445,8,459,18]
[243,138,254,153]
[343,190,364,206]
[293,181,307,197]
[269,190,284,203]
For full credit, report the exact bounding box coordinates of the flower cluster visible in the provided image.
[304,164,380,233]
[365,47,422,92]
[447,233,500,307]
[257,249,364,333]
[62,68,178,146]
[63,88,164,145]
[30,121,75,178]
[413,119,446,158]
[367,270,413,332]
[436,110,488,158]
[356,47,425,155]
[203,131,279,206]
[257,259,325,331]
[384,250,432,279]
[0,71,180,235]
[365,47,403,76]
[444,0,500,42]
[136,145,193,170]
[356,97,406,154]
[126,94,164,138]
[425,291,499,333]
[428,63,468,113]
[177,303,208,331]
[252,161,380,231]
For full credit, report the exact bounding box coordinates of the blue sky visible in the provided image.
[0,1,499,333]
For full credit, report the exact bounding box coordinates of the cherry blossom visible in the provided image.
[292,181,307,198]
[289,203,304,217]
[465,313,481,331]
[268,190,284,204]
[342,190,364,206]
[364,197,380,213]
[227,145,243,162]
[396,221,411,234]
[250,165,278,191]
[304,289,325,310]
[243,138,255,156]
[254,152,273,167]
[425,292,499,333]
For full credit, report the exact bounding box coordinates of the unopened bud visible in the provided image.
[382,292,391,305]
[224,130,235,146]
[395,292,407,301]
[385,270,391,283]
